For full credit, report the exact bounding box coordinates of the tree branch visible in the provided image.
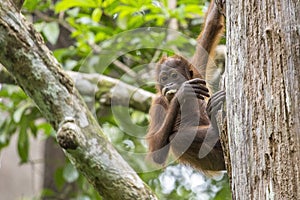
[0,1,157,199]
[69,71,153,112]
[0,64,16,84]
[0,66,154,112]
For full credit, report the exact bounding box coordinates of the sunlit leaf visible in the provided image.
[33,22,45,32]
[63,163,79,183]
[43,22,60,45]
[13,103,30,123]
[92,8,102,22]
[24,0,42,11]
[36,122,52,136]
[117,16,128,30]
[55,0,98,12]
[122,139,135,151]
[131,110,146,124]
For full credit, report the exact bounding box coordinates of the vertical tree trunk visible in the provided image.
[226,0,300,199]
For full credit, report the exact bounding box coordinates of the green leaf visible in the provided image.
[13,103,30,123]
[29,121,38,137]
[117,16,128,30]
[64,59,78,70]
[63,163,79,183]
[24,0,50,11]
[55,0,98,12]
[0,121,10,148]
[54,168,65,190]
[131,110,146,124]
[96,0,103,6]
[92,8,102,22]
[184,5,204,14]
[17,124,29,163]
[33,22,45,32]
[23,0,40,11]
[0,117,18,149]
[41,188,55,198]
[36,122,53,136]
[66,7,80,17]
[43,22,60,45]
[0,85,27,100]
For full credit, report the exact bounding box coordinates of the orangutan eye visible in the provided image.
[160,73,168,82]
[161,76,168,81]
[171,72,178,79]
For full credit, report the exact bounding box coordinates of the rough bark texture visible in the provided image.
[0,1,157,199]
[226,0,300,199]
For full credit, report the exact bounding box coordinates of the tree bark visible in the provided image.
[0,1,157,199]
[69,71,154,112]
[226,0,300,199]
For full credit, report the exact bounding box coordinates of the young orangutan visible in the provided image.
[146,0,226,171]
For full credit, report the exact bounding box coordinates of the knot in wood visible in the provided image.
[57,122,79,150]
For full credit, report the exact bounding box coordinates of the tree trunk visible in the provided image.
[226,0,300,199]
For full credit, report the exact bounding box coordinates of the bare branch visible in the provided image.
[69,71,154,112]
[112,59,137,77]
[0,66,154,112]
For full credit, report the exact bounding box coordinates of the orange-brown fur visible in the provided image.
[146,0,226,172]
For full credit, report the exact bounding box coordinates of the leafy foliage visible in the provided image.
[0,85,53,163]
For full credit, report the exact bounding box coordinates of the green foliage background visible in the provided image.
[0,0,230,199]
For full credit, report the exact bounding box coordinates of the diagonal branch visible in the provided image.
[0,1,157,199]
